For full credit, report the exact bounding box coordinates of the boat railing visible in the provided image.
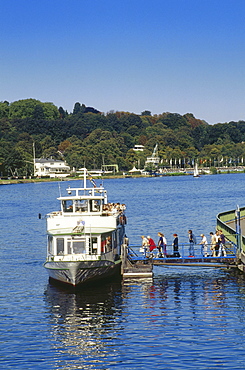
[47,253,102,262]
[64,186,107,198]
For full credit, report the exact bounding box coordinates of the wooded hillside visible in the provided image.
[0,98,245,176]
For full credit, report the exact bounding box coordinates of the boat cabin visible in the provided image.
[46,180,126,262]
[59,186,107,215]
[47,226,123,261]
[62,198,103,213]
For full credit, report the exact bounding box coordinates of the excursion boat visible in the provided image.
[44,168,127,287]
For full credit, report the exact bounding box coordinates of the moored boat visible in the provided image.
[44,168,127,287]
[193,162,200,177]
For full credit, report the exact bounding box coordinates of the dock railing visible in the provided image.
[217,206,245,256]
[128,241,236,260]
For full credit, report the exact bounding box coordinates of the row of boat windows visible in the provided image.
[48,233,119,255]
[63,199,102,213]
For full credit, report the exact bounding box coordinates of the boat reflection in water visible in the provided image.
[43,269,238,369]
[44,280,124,368]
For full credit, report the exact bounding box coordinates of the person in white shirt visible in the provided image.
[141,235,149,256]
[200,234,208,257]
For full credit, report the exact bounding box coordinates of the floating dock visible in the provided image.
[121,243,237,279]
[121,245,153,278]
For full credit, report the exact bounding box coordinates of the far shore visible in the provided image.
[1,168,244,186]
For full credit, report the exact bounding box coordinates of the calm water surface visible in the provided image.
[1,174,245,369]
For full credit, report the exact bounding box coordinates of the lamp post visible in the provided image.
[235,205,241,254]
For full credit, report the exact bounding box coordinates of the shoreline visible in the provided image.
[0,169,244,185]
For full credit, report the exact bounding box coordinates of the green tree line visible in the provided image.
[1,98,245,176]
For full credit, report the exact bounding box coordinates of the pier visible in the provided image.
[121,242,237,279]
[121,205,245,278]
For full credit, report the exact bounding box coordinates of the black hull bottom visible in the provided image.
[48,262,122,290]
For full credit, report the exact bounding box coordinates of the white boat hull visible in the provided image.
[44,259,121,286]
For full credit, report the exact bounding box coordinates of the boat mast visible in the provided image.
[33,141,36,176]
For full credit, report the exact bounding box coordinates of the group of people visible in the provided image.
[140,229,227,258]
[102,202,126,215]
[210,230,227,257]
[141,233,179,258]
[189,229,227,257]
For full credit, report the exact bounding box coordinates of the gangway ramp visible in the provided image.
[124,243,237,276]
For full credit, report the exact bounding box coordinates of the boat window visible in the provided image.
[67,241,72,254]
[63,200,73,212]
[90,200,101,212]
[48,236,53,254]
[112,231,117,248]
[89,237,98,254]
[73,240,86,254]
[57,238,64,255]
[75,199,88,212]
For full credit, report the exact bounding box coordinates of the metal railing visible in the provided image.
[217,206,245,255]
[128,241,236,260]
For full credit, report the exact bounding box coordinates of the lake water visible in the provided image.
[1,174,245,369]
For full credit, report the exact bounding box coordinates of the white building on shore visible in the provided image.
[133,145,144,151]
[144,144,160,167]
[34,158,70,178]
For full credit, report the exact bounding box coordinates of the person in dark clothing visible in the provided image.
[172,233,180,257]
[188,229,196,256]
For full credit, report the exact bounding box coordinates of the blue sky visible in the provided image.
[1,0,245,124]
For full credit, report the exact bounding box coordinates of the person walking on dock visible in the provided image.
[200,234,208,256]
[157,232,167,257]
[214,230,220,256]
[162,234,167,256]
[172,234,180,257]
[188,229,196,256]
[210,232,216,257]
[147,236,157,257]
[141,235,148,256]
[218,230,227,257]
[157,232,163,257]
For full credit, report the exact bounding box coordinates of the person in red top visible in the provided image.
[147,236,156,253]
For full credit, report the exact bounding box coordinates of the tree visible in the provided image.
[5,148,25,175]
[58,106,68,119]
[141,110,151,116]
[33,105,45,120]
[0,101,9,118]
[9,99,59,120]
[145,122,167,138]
[161,113,190,130]
[58,140,71,154]
[73,102,86,115]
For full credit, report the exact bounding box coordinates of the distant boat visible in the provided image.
[193,163,200,177]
